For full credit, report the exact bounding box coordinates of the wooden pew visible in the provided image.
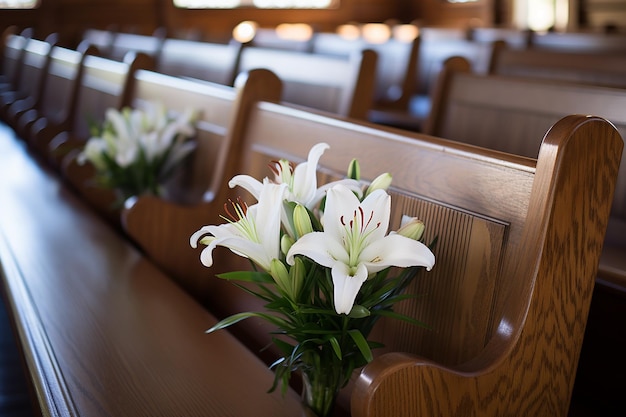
[156,38,243,86]
[32,52,153,166]
[25,52,152,229]
[121,92,621,417]
[382,37,502,131]
[490,44,626,88]
[235,45,377,120]
[235,109,622,416]
[13,44,96,143]
[0,25,17,84]
[424,57,626,290]
[114,68,282,302]
[467,26,532,48]
[79,27,115,57]
[249,26,315,52]
[0,27,31,92]
[0,34,57,126]
[310,32,420,126]
[0,122,303,417]
[529,30,626,53]
[105,29,166,63]
[425,59,626,414]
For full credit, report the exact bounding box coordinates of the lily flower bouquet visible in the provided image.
[78,101,197,204]
[190,143,435,417]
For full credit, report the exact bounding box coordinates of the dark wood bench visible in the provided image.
[121,92,622,417]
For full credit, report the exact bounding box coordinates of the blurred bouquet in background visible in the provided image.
[78,101,197,204]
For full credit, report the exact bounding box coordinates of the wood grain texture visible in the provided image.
[350,115,623,417]
[0,123,303,417]
[426,57,626,291]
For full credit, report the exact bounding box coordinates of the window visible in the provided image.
[0,0,38,8]
[174,0,337,9]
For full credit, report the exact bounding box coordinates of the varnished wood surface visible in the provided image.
[0,123,303,416]
[350,115,622,417]
[425,57,626,290]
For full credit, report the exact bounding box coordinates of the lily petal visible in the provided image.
[286,231,349,267]
[229,174,264,200]
[359,234,435,273]
[331,262,368,314]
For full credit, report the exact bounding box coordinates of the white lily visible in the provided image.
[286,184,435,315]
[190,180,287,271]
[229,142,362,210]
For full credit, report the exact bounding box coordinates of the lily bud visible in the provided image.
[289,257,306,300]
[365,173,392,196]
[397,217,425,241]
[293,204,313,237]
[281,234,295,256]
[347,158,360,180]
[348,304,371,318]
[270,259,292,297]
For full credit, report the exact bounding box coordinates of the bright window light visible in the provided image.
[0,0,38,8]
[174,0,337,8]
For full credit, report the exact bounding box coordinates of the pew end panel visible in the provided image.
[120,68,283,308]
[350,114,623,417]
[213,103,621,416]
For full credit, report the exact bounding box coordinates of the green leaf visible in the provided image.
[348,329,373,362]
[217,271,273,283]
[206,311,291,333]
[328,336,342,360]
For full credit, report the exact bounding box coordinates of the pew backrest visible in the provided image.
[311,32,420,111]
[7,35,56,102]
[231,101,621,417]
[467,26,532,48]
[0,31,29,89]
[107,31,165,63]
[425,57,626,291]
[490,45,626,88]
[530,30,626,53]
[69,53,151,142]
[34,45,87,128]
[250,27,314,52]
[80,28,115,56]
[235,45,377,120]
[157,38,243,86]
[426,57,626,221]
